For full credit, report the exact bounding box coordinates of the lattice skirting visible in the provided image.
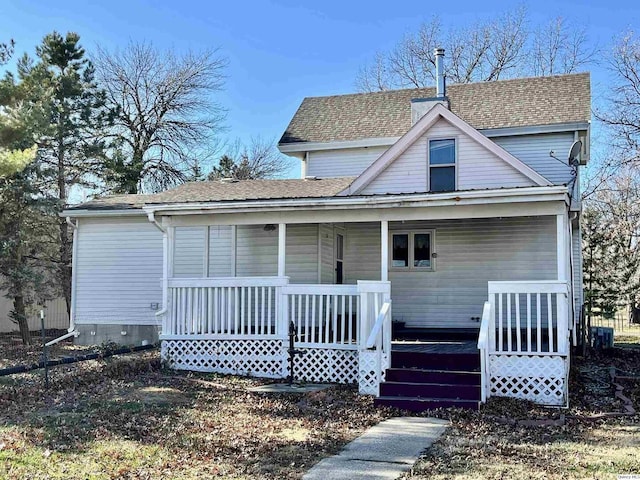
[162,339,287,378]
[161,340,367,386]
[488,354,567,406]
[358,350,389,395]
[294,347,358,384]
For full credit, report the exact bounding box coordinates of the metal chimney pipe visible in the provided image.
[435,48,445,98]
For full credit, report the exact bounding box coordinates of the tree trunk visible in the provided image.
[14,295,32,345]
[57,115,72,317]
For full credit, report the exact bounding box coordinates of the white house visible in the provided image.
[62,57,590,409]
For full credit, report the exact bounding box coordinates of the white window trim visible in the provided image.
[427,136,458,192]
[389,229,436,272]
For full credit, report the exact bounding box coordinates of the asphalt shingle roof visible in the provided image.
[279,73,591,145]
[69,177,356,210]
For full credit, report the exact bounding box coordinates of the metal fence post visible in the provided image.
[40,309,49,389]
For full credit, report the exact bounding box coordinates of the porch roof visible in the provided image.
[63,183,569,219]
[65,177,356,211]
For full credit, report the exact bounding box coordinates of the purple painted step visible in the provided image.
[374,396,480,411]
[385,368,480,385]
[380,381,480,401]
[391,351,480,371]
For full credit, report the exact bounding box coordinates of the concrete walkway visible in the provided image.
[303,417,449,480]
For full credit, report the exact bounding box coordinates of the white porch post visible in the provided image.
[380,220,389,282]
[556,213,567,282]
[278,223,286,277]
[556,213,568,353]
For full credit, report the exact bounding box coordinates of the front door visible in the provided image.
[335,230,344,284]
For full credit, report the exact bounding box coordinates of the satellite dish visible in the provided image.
[568,141,582,166]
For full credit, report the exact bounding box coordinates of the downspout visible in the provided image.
[147,212,169,321]
[47,217,81,345]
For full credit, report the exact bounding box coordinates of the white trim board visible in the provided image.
[339,103,552,196]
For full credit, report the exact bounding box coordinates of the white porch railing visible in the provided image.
[164,277,288,338]
[160,276,392,394]
[479,280,570,406]
[281,284,360,347]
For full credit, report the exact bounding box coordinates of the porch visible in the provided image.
[151,189,574,407]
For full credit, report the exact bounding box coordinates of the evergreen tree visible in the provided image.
[18,32,113,315]
[0,164,58,344]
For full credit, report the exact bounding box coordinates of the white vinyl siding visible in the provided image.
[307,146,388,178]
[173,227,206,277]
[492,133,575,185]
[209,226,233,277]
[75,216,163,326]
[342,217,557,328]
[285,225,319,283]
[344,223,381,283]
[362,118,534,195]
[236,225,278,276]
[391,217,557,328]
[572,220,583,323]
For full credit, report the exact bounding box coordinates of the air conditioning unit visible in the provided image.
[590,327,614,349]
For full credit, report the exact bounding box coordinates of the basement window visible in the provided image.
[390,230,435,271]
[429,138,456,192]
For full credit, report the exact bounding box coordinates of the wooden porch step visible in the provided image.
[380,381,480,400]
[391,351,481,371]
[385,368,480,385]
[374,396,480,411]
[376,346,482,413]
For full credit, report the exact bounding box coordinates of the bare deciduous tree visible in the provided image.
[597,32,640,169]
[530,17,594,76]
[583,167,640,318]
[355,8,593,92]
[207,138,293,181]
[95,42,227,193]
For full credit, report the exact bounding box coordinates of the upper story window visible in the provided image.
[429,139,456,192]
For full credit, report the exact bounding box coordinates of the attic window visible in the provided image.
[429,139,456,192]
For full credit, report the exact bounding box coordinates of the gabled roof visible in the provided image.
[67,177,356,211]
[341,103,551,196]
[279,73,590,145]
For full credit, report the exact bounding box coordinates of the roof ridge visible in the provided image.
[301,72,590,101]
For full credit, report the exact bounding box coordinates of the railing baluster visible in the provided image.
[324,295,330,343]
[267,286,272,334]
[548,293,554,353]
[304,294,310,342]
[332,295,339,343]
[310,295,317,343]
[356,295,360,344]
[253,286,258,335]
[241,286,246,335]
[234,287,239,334]
[536,293,542,353]
[506,293,512,352]
[297,293,302,338]
[498,293,503,352]
[526,293,531,352]
[341,295,346,344]
[260,287,265,335]
[515,293,521,352]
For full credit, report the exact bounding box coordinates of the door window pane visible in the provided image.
[413,233,431,268]
[429,139,455,165]
[336,234,344,261]
[392,234,409,267]
[430,166,455,192]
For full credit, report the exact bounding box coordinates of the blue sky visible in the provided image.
[1,0,639,178]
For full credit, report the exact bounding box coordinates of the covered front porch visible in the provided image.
[151,187,574,405]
